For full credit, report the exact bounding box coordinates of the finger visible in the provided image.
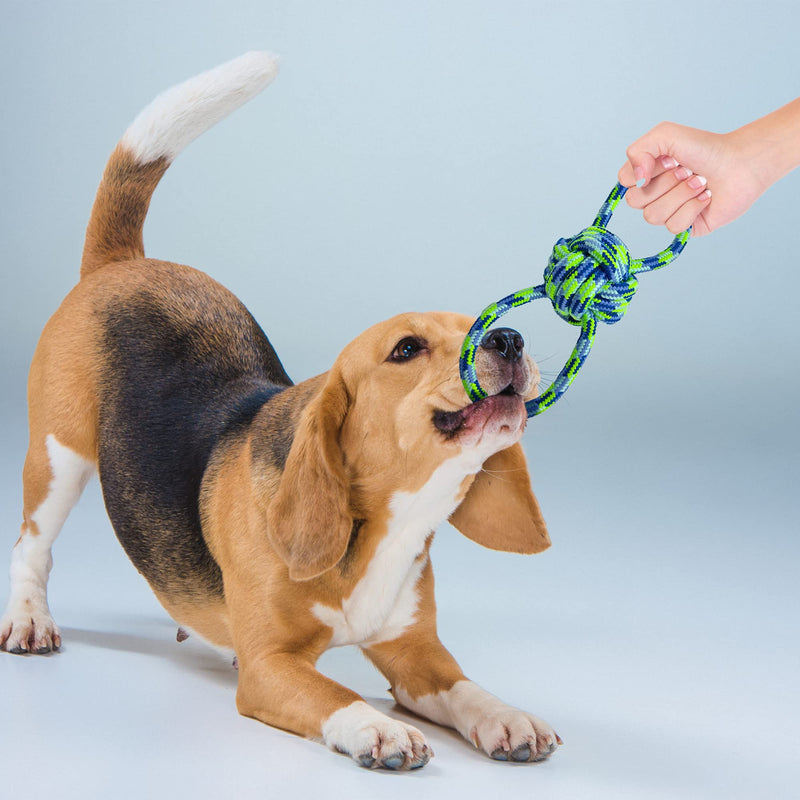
[618,159,642,188]
[618,152,656,188]
[665,190,712,236]
[625,162,686,209]
[619,153,679,190]
[623,121,681,187]
[641,173,709,226]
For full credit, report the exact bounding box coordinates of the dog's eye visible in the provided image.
[388,337,426,362]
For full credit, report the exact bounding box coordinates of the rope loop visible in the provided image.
[544,225,637,326]
[459,182,691,418]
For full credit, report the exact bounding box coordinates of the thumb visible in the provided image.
[618,148,658,188]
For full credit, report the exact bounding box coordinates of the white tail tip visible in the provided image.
[120,51,280,165]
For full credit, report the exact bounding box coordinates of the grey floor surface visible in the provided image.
[2,419,797,800]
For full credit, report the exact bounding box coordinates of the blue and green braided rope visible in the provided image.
[459,182,690,417]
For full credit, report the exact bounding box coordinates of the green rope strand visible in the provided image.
[459,182,690,417]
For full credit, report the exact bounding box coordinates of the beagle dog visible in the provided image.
[0,53,560,769]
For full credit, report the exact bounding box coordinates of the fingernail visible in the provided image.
[675,166,693,181]
[660,156,678,169]
[634,166,646,187]
[687,174,707,190]
[701,189,712,200]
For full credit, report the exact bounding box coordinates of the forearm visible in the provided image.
[730,96,800,192]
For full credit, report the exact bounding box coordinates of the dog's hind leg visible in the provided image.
[1,315,98,655]
[0,433,94,654]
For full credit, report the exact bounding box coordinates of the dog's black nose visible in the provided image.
[480,327,524,362]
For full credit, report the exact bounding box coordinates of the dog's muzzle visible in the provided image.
[434,326,531,440]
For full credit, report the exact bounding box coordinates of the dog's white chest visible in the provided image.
[312,453,479,647]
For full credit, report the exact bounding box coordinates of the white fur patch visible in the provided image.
[312,449,489,647]
[32,436,94,543]
[120,51,279,164]
[394,680,500,731]
[394,679,559,760]
[1,436,94,651]
[321,700,429,768]
[321,701,395,750]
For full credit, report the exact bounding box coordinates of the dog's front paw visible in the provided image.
[0,606,61,655]
[470,707,559,763]
[322,700,432,770]
[446,681,560,763]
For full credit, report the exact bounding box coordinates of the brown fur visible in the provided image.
[451,444,550,553]
[6,105,553,764]
[365,555,469,701]
[81,147,169,278]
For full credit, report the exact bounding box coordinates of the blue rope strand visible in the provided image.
[459,182,690,417]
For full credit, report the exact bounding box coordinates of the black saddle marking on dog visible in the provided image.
[97,279,291,600]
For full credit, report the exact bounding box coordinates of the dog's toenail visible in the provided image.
[491,747,509,761]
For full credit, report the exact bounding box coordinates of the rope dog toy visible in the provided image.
[459,182,690,417]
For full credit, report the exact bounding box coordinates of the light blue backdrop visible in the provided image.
[1,3,797,799]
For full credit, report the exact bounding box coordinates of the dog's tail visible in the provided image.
[80,51,279,279]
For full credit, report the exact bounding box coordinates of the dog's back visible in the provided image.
[96,264,289,601]
[8,53,286,631]
[78,54,291,600]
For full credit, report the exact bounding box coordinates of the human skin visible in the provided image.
[618,97,800,236]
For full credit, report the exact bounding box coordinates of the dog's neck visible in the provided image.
[311,450,482,647]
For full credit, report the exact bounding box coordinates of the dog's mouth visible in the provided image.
[433,386,526,442]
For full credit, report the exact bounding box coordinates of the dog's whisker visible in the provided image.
[532,352,562,366]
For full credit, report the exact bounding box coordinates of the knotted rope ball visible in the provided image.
[544,225,638,326]
[459,182,690,418]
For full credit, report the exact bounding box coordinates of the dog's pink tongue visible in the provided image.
[434,394,525,439]
[460,394,524,433]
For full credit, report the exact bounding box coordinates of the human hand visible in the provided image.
[618,121,765,237]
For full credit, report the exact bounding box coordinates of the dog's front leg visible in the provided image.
[223,572,432,772]
[363,565,560,762]
[204,444,432,769]
[366,632,560,763]
[234,644,431,769]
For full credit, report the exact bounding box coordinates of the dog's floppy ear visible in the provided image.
[449,443,550,553]
[266,370,352,581]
